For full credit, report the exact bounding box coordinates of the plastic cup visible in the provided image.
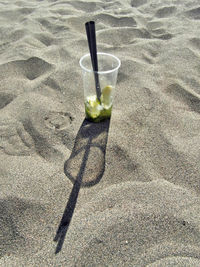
[79,52,121,122]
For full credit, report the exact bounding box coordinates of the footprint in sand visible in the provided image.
[67,1,102,12]
[22,117,63,161]
[34,33,55,47]
[0,7,34,21]
[94,13,137,28]
[155,6,177,18]
[147,21,164,30]
[185,7,200,20]
[97,27,151,46]
[21,57,53,80]
[142,53,156,64]
[44,111,74,131]
[0,119,34,156]
[0,92,15,109]
[147,20,173,40]
[166,83,200,114]
[0,59,52,109]
[131,0,147,8]
[17,7,35,15]
[37,18,69,35]
[0,57,53,81]
[189,37,200,51]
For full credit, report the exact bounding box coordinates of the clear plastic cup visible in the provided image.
[79,52,121,122]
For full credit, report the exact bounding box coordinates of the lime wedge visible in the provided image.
[85,95,102,119]
[100,85,112,108]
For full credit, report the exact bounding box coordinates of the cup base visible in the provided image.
[85,116,111,123]
[85,105,112,123]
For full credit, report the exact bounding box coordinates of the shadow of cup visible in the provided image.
[54,118,110,253]
[64,118,110,187]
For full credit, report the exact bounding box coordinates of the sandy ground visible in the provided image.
[0,0,200,266]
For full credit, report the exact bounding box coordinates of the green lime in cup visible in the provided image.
[101,85,112,109]
[85,85,113,122]
[85,95,102,120]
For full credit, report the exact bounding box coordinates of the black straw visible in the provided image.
[85,21,101,101]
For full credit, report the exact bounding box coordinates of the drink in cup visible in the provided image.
[79,52,121,122]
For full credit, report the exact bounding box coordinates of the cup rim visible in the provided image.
[79,52,121,74]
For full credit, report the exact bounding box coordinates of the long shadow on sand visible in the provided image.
[54,118,110,253]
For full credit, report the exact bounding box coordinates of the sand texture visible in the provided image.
[0,0,200,266]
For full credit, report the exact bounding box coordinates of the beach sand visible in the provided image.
[0,0,200,266]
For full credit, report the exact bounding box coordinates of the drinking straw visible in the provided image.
[85,21,101,101]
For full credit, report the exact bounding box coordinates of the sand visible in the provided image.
[0,0,200,266]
